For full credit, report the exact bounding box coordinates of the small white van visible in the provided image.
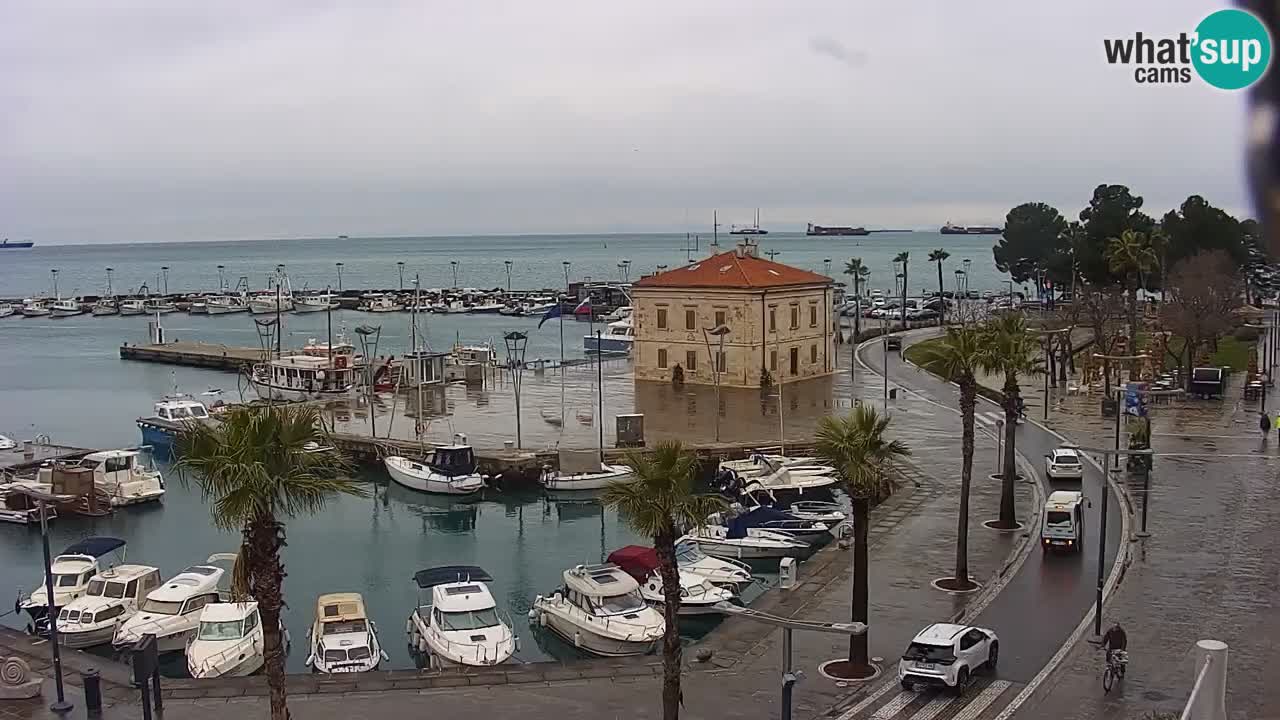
[1041,491,1086,553]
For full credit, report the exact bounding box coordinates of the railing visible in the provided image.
[1181,640,1228,720]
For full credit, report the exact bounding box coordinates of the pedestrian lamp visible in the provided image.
[702,324,731,443]
[504,331,528,449]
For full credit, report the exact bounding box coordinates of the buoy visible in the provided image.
[405,618,412,635]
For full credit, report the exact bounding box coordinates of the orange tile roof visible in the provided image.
[632,250,832,290]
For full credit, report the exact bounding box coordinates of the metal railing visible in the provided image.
[1181,640,1228,720]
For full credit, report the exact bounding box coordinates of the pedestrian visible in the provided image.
[1274,413,1280,439]
[1262,411,1272,437]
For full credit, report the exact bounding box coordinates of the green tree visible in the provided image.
[1078,184,1155,285]
[979,314,1040,529]
[928,248,950,324]
[894,251,910,328]
[993,203,1069,291]
[1105,229,1158,360]
[915,326,984,590]
[844,257,871,339]
[177,407,362,720]
[1159,195,1246,270]
[814,406,910,677]
[602,442,727,720]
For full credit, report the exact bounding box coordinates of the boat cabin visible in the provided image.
[413,566,500,620]
[428,437,477,477]
[152,399,210,422]
[138,565,224,617]
[403,350,447,386]
[450,344,497,366]
[561,564,648,618]
[311,593,379,671]
[255,355,356,393]
[60,564,162,623]
[196,602,261,642]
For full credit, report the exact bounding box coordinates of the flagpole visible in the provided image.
[559,294,565,427]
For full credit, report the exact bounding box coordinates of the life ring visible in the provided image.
[334,355,348,369]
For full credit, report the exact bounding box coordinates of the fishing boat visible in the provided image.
[306,593,387,673]
[248,292,292,314]
[91,298,119,316]
[136,395,215,455]
[683,521,810,560]
[0,304,14,318]
[205,295,249,314]
[529,564,664,657]
[406,567,516,668]
[607,546,738,616]
[36,449,165,506]
[57,564,163,648]
[19,537,126,633]
[357,293,403,313]
[384,434,487,495]
[467,300,505,314]
[21,299,51,317]
[250,354,357,403]
[113,554,236,653]
[142,297,178,314]
[187,602,272,678]
[294,293,338,313]
[50,298,84,318]
[119,298,147,316]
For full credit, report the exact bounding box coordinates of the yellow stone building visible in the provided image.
[631,241,836,388]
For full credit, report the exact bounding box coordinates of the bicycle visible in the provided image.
[1102,649,1128,693]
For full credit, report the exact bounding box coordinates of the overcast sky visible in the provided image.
[0,1,1250,245]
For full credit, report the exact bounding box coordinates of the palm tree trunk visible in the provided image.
[654,529,683,720]
[999,378,1019,529]
[247,515,289,720]
[954,379,976,582]
[901,267,909,331]
[935,262,945,325]
[853,276,861,341]
[848,496,870,668]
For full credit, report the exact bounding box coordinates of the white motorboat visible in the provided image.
[306,593,387,673]
[20,537,126,633]
[0,303,14,318]
[745,467,839,499]
[683,523,810,560]
[37,449,166,506]
[708,506,834,545]
[250,354,357,403]
[50,298,85,318]
[406,566,516,668]
[187,602,271,678]
[358,293,403,313]
[143,298,178,314]
[606,547,738,616]
[113,554,235,653]
[529,564,664,657]
[119,299,147,316]
[248,293,292,314]
[583,317,634,355]
[91,299,119,316]
[0,434,15,450]
[294,293,337,313]
[538,463,633,492]
[57,564,162,649]
[205,295,249,314]
[674,538,752,586]
[137,395,215,455]
[188,298,209,314]
[21,299,50,317]
[718,453,827,480]
[602,306,632,322]
[743,489,848,526]
[384,434,487,495]
[466,301,505,314]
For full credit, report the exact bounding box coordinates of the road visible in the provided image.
[831,330,1123,719]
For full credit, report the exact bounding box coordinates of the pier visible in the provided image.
[1,440,96,473]
[119,341,263,371]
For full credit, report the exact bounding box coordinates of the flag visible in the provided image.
[538,302,563,329]
[574,298,592,314]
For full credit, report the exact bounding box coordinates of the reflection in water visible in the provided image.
[381,478,481,535]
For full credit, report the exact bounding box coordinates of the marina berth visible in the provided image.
[406,566,516,668]
[529,564,664,657]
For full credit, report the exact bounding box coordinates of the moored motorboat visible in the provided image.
[186,602,273,678]
[357,293,403,313]
[250,354,357,403]
[113,554,235,653]
[709,505,834,545]
[57,564,163,648]
[91,298,119,316]
[205,295,249,314]
[384,434,486,495]
[0,303,14,318]
[50,298,85,318]
[306,593,387,673]
[718,453,828,480]
[607,547,738,616]
[119,299,147,316]
[19,537,126,633]
[683,521,810,560]
[142,298,178,314]
[294,293,338,313]
[136,395,216,456]
[406,566,516,668]
[674,538,752,586]
[529,564,664,657]
[538,463,633,493]
[21,299,51,317]
[37,449,165,506]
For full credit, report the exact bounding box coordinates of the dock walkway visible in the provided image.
[119,341,262,371]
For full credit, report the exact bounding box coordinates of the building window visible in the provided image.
[789,347,798,375]
[770,350,777,371]
[810,344,817,363]
[714,310,726,328]
[769,307,776,332]
[715,351,726,373]
[790,306,799,329]
[685,309,695,330]
[686,350,698,371]
[809,305,818,328]
[657,348,667,369]
[657,309,667,329]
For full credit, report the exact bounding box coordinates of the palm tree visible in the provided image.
[814,405,911,677]
[979,314,1041,530]
[928,248,950,325]
[915,325,984,590]
[177,406,362,720]
[1105,229,1157,360]
[894,252,910,329]
[844,257,871,340]
[602,442,727,720]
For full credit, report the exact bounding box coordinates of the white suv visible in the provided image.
[1044,447,1084,480]
[898,623,999,694]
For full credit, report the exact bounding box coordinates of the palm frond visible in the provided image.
[814,406,911,500]
[602,441,727,540]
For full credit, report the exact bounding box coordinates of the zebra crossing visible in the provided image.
[974,411,1006,429]
[831,679,1014,720]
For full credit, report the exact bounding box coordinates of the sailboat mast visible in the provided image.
[596,329,605,464]
[415,278,425,456]
[559,293,566,427]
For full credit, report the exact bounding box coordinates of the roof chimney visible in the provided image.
[736,239,759,258]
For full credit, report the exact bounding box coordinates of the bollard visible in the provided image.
[1184,639,1228,720]
[81,669,102,715]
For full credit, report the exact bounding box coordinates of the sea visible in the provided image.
[0,231,1010,673]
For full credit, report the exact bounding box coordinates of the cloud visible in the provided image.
[809,35,868,68]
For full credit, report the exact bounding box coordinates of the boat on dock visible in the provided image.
[187,601,274,678]
[306,593,387,673]
[250,354,357,403]
[19,537,126,633]
[57,563,162,648]
[113,554,236,653]
[384,434,487,495]
[529,564,664,657]
[406,566,516,668]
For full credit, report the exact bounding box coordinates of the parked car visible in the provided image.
[898,623,999,693]
[1044,447,1084,480]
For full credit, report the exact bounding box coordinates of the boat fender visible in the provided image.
[405,617,413,635]
[573,631,582,648]
[418,636,429,653]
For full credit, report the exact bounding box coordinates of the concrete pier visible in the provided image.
[119,341,263,371]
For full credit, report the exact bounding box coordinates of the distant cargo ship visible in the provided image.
[807,223,869,236]
[940,222,1001,235]
[0,239,34,249]
[729,209,768,235]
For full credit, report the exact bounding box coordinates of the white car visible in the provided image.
[1044,447,1084,480]
[898,623,999,693]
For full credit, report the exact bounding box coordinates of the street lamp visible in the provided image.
[51,268,59,298]
[106,267,114,297]
[336,262,344,292]
[397,261,405,291]
[562,260,571,290]
[450,260,459,289]
[161,266,170,295]
[504,331,528,448]
[962,259,972,296]
[217,265,225,292]
[504,260,513,292]
[702,324,731,443]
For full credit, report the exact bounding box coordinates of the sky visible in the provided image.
[0,1,1253,245]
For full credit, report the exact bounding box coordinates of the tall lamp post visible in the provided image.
[504,331,528,449]
[161,266,170,295]
[562,261,571,291]
[10,486,74,713]
[51,268,59,298]
[397,261,405,291]
[702,324,731,443]
[504,260,513,292]
[962,259,972,296]
[450,260,459,289]
[216,264,225,292]
[335,262,344,292]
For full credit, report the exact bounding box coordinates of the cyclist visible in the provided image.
[1101,622,1128,668]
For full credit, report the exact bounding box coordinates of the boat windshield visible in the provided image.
[321,619,366,635]
[54,573,82,588]
[675,542,706,563]
[594,590,646,617]
[140,599,183,615]
[324,646,371,663]
[437,608,501,631]
[198,620,244,641]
